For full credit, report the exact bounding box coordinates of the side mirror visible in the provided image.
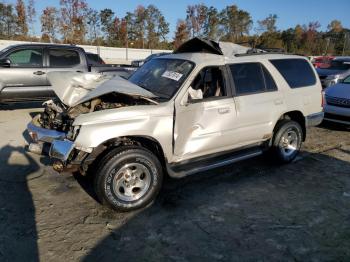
[0,58,11,68]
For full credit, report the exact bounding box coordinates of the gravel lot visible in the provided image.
[0,104,349,262]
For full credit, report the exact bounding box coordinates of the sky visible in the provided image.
[3,0,350,38]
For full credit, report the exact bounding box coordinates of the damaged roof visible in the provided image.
[174,37,251,58]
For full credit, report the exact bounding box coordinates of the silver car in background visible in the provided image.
[324,75,350,125]
[317,57,350,88]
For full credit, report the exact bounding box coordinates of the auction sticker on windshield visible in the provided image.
[162,71,183,81]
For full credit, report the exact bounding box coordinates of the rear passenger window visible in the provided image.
[49,49,80,67]
[270,59,316,88]
[229,63,277,95]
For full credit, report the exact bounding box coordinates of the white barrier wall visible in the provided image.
[0,40,172,64]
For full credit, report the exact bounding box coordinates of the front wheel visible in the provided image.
[94,146,163,212]
[270,120,303,163]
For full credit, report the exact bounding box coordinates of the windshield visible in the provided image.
[329,60,350,70]
[128,58,194,100]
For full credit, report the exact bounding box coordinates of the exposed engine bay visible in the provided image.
[39,92,155,133]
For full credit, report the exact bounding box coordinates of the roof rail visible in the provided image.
[235,47,290,57]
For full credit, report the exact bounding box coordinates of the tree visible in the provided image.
[15,0,28,38]
[87,8,101,44]
[186,4,208,37]
[219,5,252,42]
[258,14,278,33]
[204,6,220,40]
[100,8,115,45]
[59,0,89,44]
[134,5,147,48]
[145,5,169,49]
[174,19,189,48]
[41,7,59,42]
[0,3,16,38]
[327,20,343,33]
[27,0,36,36]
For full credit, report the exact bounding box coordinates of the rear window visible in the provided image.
[270,59,316,88]
[49,49,80,67]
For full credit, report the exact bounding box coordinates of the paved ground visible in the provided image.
[0,104,349,262]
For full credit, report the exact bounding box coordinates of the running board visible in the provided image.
[167,147,264,178]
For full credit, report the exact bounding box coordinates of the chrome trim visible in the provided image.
[27,122,67,143]
[49,140,75,161]
[306,112,324,127]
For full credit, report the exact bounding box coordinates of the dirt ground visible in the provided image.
[0,104,349,262]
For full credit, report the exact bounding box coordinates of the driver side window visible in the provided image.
[188,67,226,102]
[7,48,43,68]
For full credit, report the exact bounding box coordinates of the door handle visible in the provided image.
[33,71,45,76]
[218,107,231,114]
[274,99,284,105]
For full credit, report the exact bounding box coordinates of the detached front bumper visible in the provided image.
[27,121,75,162]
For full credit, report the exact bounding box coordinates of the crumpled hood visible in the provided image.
[47,71,156,107]
[325,83,350,99]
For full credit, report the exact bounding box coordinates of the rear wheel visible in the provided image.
[94,146,163,212]
[270,120,303,163]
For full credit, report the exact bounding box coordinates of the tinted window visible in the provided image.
[230,63,271,95]
[329,60,350,70]
[262,66,277,91]
[49,49,80,67]
[8,48,43,67]
[270,59,316,88]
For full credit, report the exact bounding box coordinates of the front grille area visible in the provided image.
[324,113,350,122]
[319,75,328,80]
[326,95,350,108]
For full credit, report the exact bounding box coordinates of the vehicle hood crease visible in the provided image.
[48,71,157,107]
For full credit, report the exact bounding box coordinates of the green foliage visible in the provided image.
[0,2,348,55]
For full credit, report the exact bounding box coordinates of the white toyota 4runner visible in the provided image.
[27,38,324,211]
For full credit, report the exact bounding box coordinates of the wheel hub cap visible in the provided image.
[113,163,151,202]
[280,128,299,157]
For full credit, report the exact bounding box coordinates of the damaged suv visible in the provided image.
[27,38,324,211]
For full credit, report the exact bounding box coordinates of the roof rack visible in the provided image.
[234,47,290,57]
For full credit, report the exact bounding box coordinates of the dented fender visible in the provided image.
[72,103,174,160]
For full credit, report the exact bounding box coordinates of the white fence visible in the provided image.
[0,40,172,64]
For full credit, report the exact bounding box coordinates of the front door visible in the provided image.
[174,66,238,160]
[0,47,50,101]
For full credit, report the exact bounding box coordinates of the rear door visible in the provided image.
[228,62,286,145]
[45,47,85,74]
[0,47,51,101]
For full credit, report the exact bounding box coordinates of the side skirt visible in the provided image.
[166,146,264,178]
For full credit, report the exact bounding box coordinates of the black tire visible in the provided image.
[94,146,163,212]
[270,120,303,163]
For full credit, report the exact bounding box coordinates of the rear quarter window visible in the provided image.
[270,59,316,88]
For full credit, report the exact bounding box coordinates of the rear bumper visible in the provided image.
[306,112,324,127]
